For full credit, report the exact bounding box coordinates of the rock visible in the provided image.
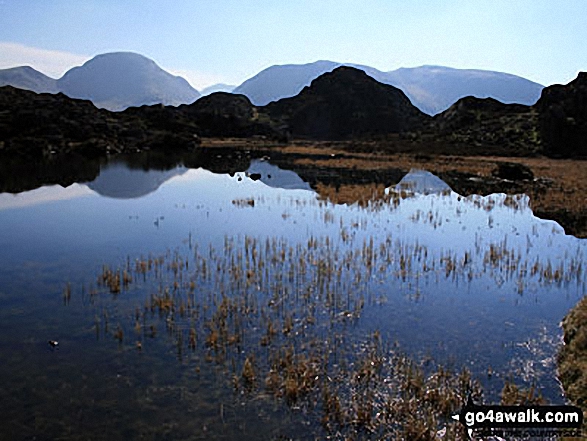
[492,162,534,181]
[428,96,540,156]
[187,92,254,120]
[181,93,284,140]
[145,132,200,151]
[264,66,430,140]
[0,85,204,158]
[536,72,587,158]
[433,96,529,132]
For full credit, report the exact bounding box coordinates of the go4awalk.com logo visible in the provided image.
[453,397,583,439]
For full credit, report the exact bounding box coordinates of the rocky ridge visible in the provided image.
[1,69,586,159]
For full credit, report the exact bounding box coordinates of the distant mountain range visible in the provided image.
[234,61,544,115]
[0,52,544,114]
[0,52,200,111]
[1,66,586,159]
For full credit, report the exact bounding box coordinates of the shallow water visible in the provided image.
[0,156,584,439]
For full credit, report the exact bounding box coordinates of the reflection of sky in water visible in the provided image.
[0,163,585,406]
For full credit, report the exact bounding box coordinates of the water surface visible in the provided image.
[0,156,584,439]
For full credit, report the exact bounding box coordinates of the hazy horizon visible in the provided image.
[0,0,585,89]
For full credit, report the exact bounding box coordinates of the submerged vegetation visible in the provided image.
[73,186,585,439]
[1,142,582,438]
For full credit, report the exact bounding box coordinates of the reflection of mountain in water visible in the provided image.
[86,162,188,199]
[242,159,312,191]
[392,169,452,194]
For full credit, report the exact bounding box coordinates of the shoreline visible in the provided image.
[199,139,587,239]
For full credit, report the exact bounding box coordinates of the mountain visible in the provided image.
[234,61,543,115]
[234,61,339,107]
[0,53,201,111]
[200,83,236,96]
[3,62,585,159]
[0,56,544,115]
[0,66,58,93]
[264,66,429,139]
[381,66,544,115]
[57,52,200,111]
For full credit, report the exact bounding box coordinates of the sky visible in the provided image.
[0,0,585,90]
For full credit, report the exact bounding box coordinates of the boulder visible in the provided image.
[492,162,534,181]
[536,72,587,158]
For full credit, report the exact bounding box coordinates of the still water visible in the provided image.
[0,156,584,439]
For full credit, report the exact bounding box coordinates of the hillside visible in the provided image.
[263,66,429,139]
[381,65,543,115]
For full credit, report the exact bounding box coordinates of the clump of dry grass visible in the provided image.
[77,184,587,439]
[558,296,587,410]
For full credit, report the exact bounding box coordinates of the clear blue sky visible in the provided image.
[0,0,585,89]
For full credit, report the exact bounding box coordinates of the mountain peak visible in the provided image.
[57,52,200,111]
[74,52,161,72]
[0,65,58,93]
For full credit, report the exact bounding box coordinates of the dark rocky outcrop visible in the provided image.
[428,96,540,156]
[122,93,285,140]
[0,85,286,159]
[0,86,121,157]
[492,162,534,181]
[433,97,530,131]
[187,92,255,120]
[264,67,429,140]
[180,93,281,139]
[422,72,587,158]
[2,69,587,160]
[536,72,587,158]
[0,86,200,158]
